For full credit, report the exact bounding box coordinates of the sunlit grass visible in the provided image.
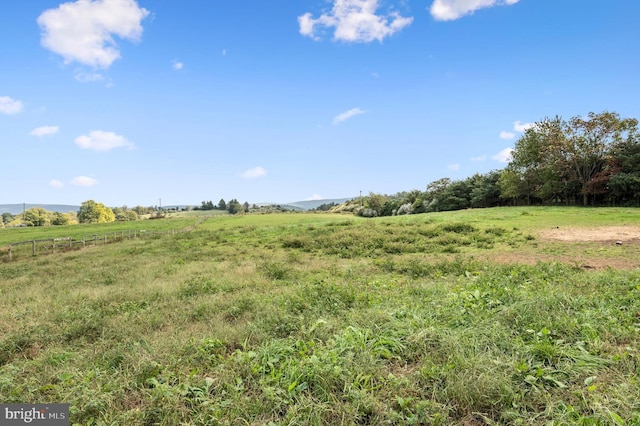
[1,207,639,424]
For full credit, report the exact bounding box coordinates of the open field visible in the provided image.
[1,207,639,425]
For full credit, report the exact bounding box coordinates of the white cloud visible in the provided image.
[430,0,520,21]
[299,0,413,43]
[307,194,324,201]
[172,60,184,70]
[74,70,105,83]
[37,0,150,68]
[241,166,267,179]
[513,120,534,132]
[500,131,515,139]
[0,96,24,115]
[71,176,98,187]
[49,179,64,188]
[222,49,227,56]
[471,155,487,162]
[30,126,60,137]
[333,107,366,125]
[75,130,134,152]
[448,163,461,171]
[493,148,513,163]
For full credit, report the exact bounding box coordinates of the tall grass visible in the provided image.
[1,208,639,424]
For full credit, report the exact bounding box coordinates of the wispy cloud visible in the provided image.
[49,179,64,189]
[74,70,105,83]
[430,0,520,21]
[0,96,23,115]
[448,163,461,171]
[493,148,513,163]
[307,194,324,201]
[37,0,149,68]
[30,126,60,137]
[513,120,534,132]
[333,107,366,125]
[172,60,184,70]
[75,130,135,152]
[299,0,413,43]
[241,166,267,179]
[70,176,98,187]
[500,131,515,140]
[471,155,487,162]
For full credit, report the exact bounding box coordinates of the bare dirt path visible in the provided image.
[489,226,640,270]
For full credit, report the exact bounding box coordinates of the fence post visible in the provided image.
[8,246,11,260]
[32,240,36,256]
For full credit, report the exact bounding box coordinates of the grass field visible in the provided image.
[1,207,639,425]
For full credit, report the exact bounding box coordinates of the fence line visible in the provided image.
[0,229,177,262]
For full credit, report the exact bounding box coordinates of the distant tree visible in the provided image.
[218,199,227,210]
[497,169,522,205]
[243,201,250,213]
[77,200,116,223]
[366,192,387,216]
[1,212,13,225]
[51,212,71,226]
[470,171,501,208]
[113,207,139,221]
[227,199,242,214]
[23,207,50,226]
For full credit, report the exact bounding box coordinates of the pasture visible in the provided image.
[1,207,639,425]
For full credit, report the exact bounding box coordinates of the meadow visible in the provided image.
[1,207,639,425]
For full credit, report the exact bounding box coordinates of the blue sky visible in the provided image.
[1,0,639,207]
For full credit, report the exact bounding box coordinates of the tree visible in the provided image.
[23,207,50,226]
[77,200,116,223]
[227,199,242,214]
[51,212,71,225]
[1,212,13,225]
[366,192,387,216]
[513,112,640,206]
[218,199,227,210]
[113,207,139,221]
[563,112,639,205]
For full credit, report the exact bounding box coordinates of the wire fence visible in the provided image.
[0,229,179,262]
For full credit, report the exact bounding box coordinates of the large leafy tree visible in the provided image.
[77,200,115,223]
[564,112,639,205]
[507,112,639,205]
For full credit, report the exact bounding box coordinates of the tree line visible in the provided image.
[1,201,156,227]
[344,111,640,217]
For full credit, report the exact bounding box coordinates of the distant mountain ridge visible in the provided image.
[282,198,353,211]
[0,204,80,215]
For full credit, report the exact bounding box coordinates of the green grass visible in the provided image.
[1,207,639,425]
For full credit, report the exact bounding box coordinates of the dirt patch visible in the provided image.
[539,226,640,242]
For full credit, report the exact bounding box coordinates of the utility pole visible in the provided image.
[159,198,162,210]
[360,191,362,207]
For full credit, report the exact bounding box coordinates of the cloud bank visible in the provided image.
[299,0,413,43]
[37,0,149,68]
